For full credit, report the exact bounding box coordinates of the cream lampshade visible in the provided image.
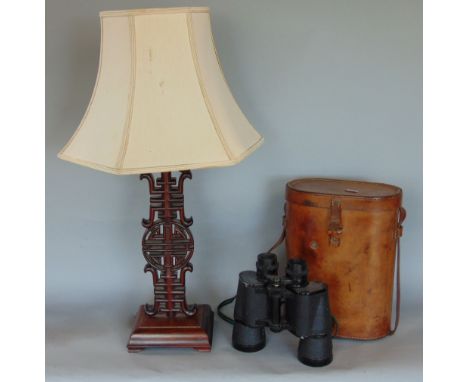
[58,7,263,174]
[58,7,263,352]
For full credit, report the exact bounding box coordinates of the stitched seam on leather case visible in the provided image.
[286,200,400,212]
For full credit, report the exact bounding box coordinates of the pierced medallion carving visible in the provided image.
[140,171,197,317]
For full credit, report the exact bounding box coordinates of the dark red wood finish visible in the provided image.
[128,305,213,352]
[127,171,213,351]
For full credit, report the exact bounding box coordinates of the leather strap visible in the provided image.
[268,203,287,253]
[328,199,343,247]
[267,227,285,253]
[389,207,406,335]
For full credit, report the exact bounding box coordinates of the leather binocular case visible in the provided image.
[284,178,406,340]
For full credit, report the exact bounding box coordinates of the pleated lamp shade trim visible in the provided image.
[58,7,263,175]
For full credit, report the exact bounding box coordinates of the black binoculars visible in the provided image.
[232,253,333,367]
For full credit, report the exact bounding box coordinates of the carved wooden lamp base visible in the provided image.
[127,305,214,352]
[128,171,213,352]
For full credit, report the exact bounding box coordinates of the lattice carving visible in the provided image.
[140,172,196,317]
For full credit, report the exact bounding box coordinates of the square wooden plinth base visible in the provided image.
[127,304,214,352]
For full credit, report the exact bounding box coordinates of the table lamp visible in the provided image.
[58,7,263,352]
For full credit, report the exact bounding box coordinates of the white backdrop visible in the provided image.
[46,0,422,381]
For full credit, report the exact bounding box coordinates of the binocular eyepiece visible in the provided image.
[232,253,333,367]
[255,252,278,280]
[285,259,309,287]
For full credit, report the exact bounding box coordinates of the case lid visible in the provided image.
[287,178,401,199]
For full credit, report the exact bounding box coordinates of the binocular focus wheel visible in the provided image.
[232,321,266,353]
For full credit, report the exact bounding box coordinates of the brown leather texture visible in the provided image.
[285,178,404,340]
